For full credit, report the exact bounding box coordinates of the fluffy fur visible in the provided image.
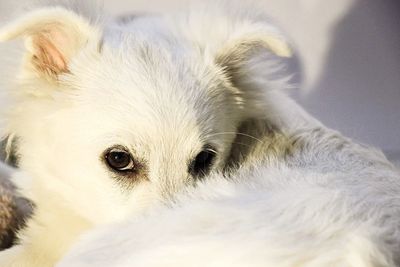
[59,94,400,267]
[0,162,31,250]
[0,1,399,267]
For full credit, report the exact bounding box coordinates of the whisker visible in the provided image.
[231,141,255,149]
[206,132,263,143]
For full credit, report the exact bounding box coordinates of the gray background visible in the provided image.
[0,0,399,165]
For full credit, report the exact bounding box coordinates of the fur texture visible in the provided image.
[0,162,31,250]
[0,1,399,267]
[58,94,400,267]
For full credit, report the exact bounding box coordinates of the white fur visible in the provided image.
[58,167,397,267]
[0,1,399,267]
[58,92,400,267]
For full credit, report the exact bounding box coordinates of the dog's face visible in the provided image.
[0,6,291,224]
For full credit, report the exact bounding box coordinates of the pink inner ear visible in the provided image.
[32,33,69,76]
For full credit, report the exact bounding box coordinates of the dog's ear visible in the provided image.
[214,19,296,118]
[0,7,101,80]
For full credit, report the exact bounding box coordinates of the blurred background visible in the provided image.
[0,0,399,165]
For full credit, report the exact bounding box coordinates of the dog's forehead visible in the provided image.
[95,19,213,94]
[66,16,235,146]
[72,40,222,134]
[93,40,217,112]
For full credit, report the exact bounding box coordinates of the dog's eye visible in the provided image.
[105,148,135,172]
[189,147,217,178]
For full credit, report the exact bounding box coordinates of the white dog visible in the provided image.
[0,1,399,267]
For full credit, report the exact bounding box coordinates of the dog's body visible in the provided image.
[0,1,399,267]
[58,126,400,267]
[58,92,400,267]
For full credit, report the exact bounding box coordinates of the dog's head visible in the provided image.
[0,3,292,224]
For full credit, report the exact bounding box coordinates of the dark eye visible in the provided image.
[189,147,217,178]
[105,148,135,172]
